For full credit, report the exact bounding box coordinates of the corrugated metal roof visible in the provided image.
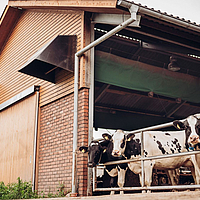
[129,1,200,27]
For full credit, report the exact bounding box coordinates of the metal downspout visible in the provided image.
[87,23,95,196]
[32,86,40,191]
[72,1,139,195]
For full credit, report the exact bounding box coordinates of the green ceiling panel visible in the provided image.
[95,51,200,103]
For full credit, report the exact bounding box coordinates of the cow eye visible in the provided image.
[186,125,191,131]
[196,124,200,133]
[120,142,125,148]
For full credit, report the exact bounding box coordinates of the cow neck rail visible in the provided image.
[92,114,200,193]
[94,151,200,193]
[93,184,200,192]
[124,121,182,135]
[97,150,200,166]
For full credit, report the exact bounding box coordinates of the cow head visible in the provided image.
[173,114,200,149]
[79,134,111,167]
[125,133,141,159]
[111,129,126,157]
[79,141,101,167]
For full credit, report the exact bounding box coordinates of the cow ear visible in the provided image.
[194,114,200,119]
[127,133,135,141]
[173,120,185,130]
[79,146,88,153]
[102,133,112,140]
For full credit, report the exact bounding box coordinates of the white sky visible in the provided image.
[0,0,200,24]
[0,0,8,17]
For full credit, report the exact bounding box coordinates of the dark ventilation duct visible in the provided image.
[19,35,77,83]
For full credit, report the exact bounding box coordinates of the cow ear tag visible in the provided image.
[103,149,107,153]
[177,124,181,129]
[82,149,86,153]
[127,138,131,141]
[105,136,109,140]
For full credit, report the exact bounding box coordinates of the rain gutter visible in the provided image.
[134,1,200,33]
[71,0,139,195]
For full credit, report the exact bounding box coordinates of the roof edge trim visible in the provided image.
[8,0,118,8]
[138,6,200,33]
[117,0,200,33]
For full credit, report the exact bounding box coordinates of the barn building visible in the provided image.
[0,0,200,196]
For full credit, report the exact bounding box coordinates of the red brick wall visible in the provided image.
[37,88,89,196]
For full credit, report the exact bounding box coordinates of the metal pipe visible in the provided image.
[93,184,200,192]
[87,23,95,196]
[126,119,186,135]
[72,55,79,194]
[92,167,96,192]
[141,131,144,190]
[98,150,200,166]
[75,9,138,57]
[32,87,40,191]
[72,3,138,194]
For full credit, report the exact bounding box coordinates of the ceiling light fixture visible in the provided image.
[168,56,180,72]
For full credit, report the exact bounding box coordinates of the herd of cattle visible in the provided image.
[79,114,200,194]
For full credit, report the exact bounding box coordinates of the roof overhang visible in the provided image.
[0,6,23,54]
[117,0,200,34]
[8,0,120,13]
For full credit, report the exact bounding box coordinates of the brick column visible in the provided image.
[38,88,89,196]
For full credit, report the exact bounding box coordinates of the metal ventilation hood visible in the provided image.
[19,35,77,83]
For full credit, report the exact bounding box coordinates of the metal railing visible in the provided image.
[92,118,200,193]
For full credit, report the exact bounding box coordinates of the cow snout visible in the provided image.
[88,162,96,168]
[190,135,200,144]
[112,150,121,157]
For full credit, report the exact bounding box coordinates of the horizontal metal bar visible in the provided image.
[98,151,200,166]
[126,121,175,135]
[93,184,200,192]
[0,85,40,111]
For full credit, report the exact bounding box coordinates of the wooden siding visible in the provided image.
[0,9,83,107]
[0,93,37,184]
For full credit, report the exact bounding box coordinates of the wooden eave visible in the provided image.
[8,0,121,13]
[0,6,23,54]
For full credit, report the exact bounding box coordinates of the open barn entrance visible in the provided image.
[94,20,200,131]
[92,20,200,193]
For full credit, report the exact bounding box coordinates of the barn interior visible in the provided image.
[93,7,200,131]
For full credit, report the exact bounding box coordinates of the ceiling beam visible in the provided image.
[95,86,200,109]
[165,100,187,118]
[95,105,172,119]
[95,84,110,103]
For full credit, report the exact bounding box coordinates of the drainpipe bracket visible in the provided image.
[129,5,139,19]
[117,0,139,20]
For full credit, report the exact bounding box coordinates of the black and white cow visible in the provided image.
[124,132,179,186]
[111,115,200,191]
[173,114,200,150]
[79,134,128,194]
